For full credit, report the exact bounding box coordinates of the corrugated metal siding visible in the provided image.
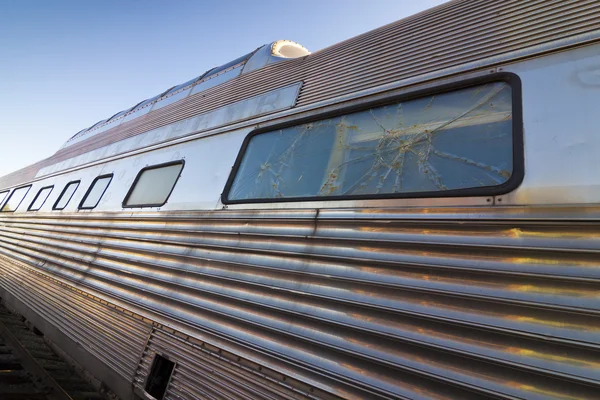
[135,327,341,400]
[2,0,600,190]
[0,207,599,399]
[0,161,48,192]
[296,0,600,104]
[0,251,153,383]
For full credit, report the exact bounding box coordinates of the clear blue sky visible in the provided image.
[0,0,447,177]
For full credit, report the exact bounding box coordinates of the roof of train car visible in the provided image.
[62,40,310,148]
[2,0,600,190]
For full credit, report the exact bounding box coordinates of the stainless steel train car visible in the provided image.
[1,1,600,399]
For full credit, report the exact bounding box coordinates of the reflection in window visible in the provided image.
[0,191,8,207]
[124,162,183,207]
[29,186,54,211]
[53,181,80,210]
[79,175,113,209]
[226,82,514,202]
[1,186,31,212]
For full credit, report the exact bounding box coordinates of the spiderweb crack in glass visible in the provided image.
[229,83,513,201]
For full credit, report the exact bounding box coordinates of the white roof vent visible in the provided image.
[271,40,310,58]
[242,40,310,74]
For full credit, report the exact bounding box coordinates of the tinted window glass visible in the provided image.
[0,191,8,207]
[54,181,80,210]
[151,88,191,111]
[166,76,200,94]
[124,162,183,207]
[80,175,112,209]
[226,82,514,202]
[29,186,53,211]
[1,186,31,212]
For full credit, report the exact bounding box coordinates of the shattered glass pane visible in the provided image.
[228,82,513,201]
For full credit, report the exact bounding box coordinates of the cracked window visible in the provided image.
[226,82,513,202]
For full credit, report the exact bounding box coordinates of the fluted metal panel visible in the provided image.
[134,327,339,400]
[0,161,47,192]
[0,251,152,382]
[2,0,600,190]
[0,206,599,399]
[295,0,600,104]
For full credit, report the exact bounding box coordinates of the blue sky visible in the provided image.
[0,0,447,177]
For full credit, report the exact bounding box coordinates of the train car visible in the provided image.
[1,1,600,399]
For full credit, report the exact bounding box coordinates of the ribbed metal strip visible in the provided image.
[133,330,332,400]
[0,207,599,399]
[0,161,47,192]
[150,328,336,400]
[0,254,149,380]
[0,241,419,399]
[2,0,600,190]
[0,252,152,382]
[133,346,153,391]
[297,0,600,104]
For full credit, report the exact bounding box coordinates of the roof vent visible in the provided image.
[242,40,309,74]
[271,40,310,58]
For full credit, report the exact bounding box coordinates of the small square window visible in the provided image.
[53,181,80,210]
[79,174,113,210]
[145,354,175,400]
[123,161,184,208]
[29,186,54,211]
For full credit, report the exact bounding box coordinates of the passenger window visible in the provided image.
[1,185,32,212]
[0,191,8,208]
[224,80,518,203]
[79,174,113,209]
[53,181,80,210]
[123,161,184,208]
[29,186,54,211]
